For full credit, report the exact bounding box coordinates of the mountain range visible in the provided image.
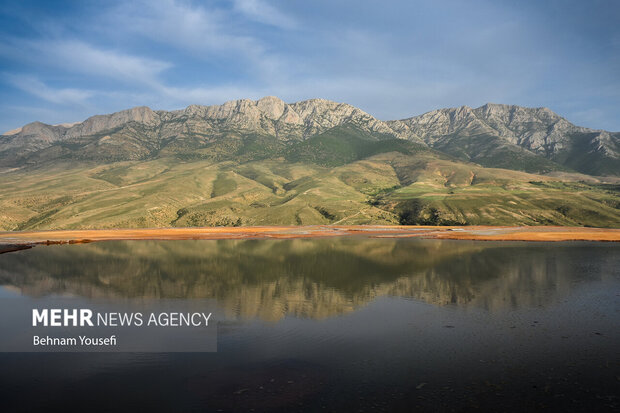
[2,96,618,175]
[0,97,618,230]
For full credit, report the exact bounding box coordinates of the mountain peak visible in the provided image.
[256,96,285,119]
[257,95,284,104]
[478,102,513,112]
[389,102,619,175]
[473,103,564,125]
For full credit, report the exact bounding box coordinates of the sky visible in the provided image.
[0,0,619,133]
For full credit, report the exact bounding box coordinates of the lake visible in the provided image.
[0,237,618,412]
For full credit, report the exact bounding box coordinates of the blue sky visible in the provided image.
[1,0,619,132]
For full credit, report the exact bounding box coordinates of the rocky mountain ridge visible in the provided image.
[388,103,619,175]
[1,97,618,175]
[1,96,415,168]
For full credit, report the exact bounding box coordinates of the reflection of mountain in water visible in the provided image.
[1,239,617,320]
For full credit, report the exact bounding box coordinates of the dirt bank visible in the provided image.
[0,225,618,254]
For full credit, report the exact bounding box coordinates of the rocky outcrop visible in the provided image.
[159,96,403,141]
[387,103,619,175]
[64,106,159,138]
[0,97,414,167]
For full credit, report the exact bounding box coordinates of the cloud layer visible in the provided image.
[0,0,619,132]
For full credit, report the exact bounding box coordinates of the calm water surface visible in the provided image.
[0,238,618,412]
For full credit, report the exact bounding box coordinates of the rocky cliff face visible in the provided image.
[161,97,399,140]
[64,106,160,139]
[0,97,410,168]
[388,103,619,175]
[1,98,618,175]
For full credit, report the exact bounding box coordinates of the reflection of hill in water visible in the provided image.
[1,239,617,320]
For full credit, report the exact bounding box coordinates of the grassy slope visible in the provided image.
[284,124,427,167]
[0,149,618,230]
[552,132,620,177]
[431,132,570,174]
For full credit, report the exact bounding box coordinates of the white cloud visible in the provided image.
[113,0,263,56]
[0,38,172,87]
[0,0,295,116]
[6,74,93,104]
[233,0,297,29]
[41,41,171,86]
[1,0,617,131]
[106,0,287,80]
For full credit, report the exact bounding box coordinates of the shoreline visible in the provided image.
[0,225,619,253]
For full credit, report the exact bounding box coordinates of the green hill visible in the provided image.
[1,150,618,230]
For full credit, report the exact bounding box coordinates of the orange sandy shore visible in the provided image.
[0,226,618,252]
